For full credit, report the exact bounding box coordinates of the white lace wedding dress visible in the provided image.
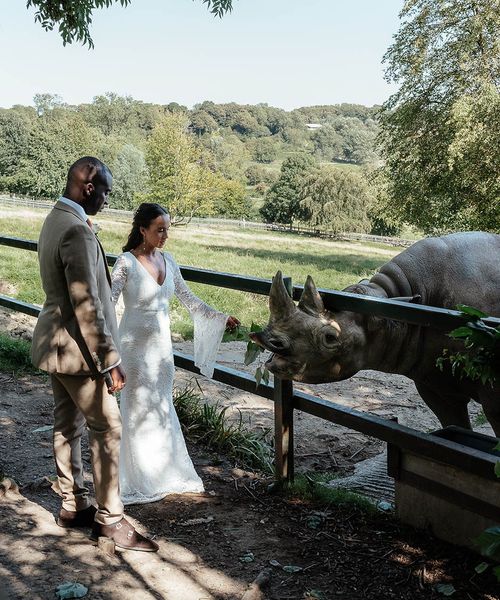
[111,251,227,505]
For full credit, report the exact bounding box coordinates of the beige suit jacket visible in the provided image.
[31,200,120,377]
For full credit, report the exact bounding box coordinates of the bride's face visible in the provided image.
[141,214,171,249]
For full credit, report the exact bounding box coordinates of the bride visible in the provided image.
[111,203,239,505]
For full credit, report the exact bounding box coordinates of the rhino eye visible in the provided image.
[321,329,339,348]
[269,338,286,351]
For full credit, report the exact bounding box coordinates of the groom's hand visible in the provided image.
[108,365,126,393]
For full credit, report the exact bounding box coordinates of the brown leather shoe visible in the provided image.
[90,517,159,552]
[57,505,97,528]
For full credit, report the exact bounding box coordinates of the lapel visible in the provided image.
[54,201,112,288]
[96,236,112,287]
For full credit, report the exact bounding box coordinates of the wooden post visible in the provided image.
[274,377,294,483]
[273,275,295,484]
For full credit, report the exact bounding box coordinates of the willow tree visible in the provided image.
[378,0,500,233]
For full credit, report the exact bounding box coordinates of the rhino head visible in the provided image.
[250,271,369,383]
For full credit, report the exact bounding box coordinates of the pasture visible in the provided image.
[0,205,399,337]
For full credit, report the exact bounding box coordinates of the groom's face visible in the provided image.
[84,171,113,216]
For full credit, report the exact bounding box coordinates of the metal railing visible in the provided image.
[1,235,499,500]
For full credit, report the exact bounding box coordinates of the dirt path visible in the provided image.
[1,370,500,600]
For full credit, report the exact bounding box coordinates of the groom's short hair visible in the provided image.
[67,156,112,186]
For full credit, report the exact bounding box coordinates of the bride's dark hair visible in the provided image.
[122,203,170,252]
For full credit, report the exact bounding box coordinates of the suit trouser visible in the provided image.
[51,373,124,525]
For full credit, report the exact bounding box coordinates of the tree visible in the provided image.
[26,0,234,48]
[12,111,102,198]
[33,93,64,114]
[145,114,214,222]
[260,154,316,225]
[189,110,219,136]
[0,109,35,189]
[206,134,249,181]
[251,137,279,163]
[312,117,378,164]
[204,173,250,218]
[111,144,148,210]
[378,0,500,233]
[300,167,373,233]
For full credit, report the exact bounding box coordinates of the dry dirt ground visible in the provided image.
[1,308,499,600]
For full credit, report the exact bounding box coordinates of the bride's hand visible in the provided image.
[225,316,240,332]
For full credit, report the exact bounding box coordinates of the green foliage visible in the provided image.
[111,144,148,210]
[205,173,251,218]
[284,472,376,512]
[205,133,249,181]
[223,323,269,386]
[378,0,500,234]
[300,166,373,233]
[173,386,273,473]
[245,164,277,186]
[312,116,378,164]
[190,110,219,136]
[27,0,233,48]
[0,334,39,375]
[251,137,280,164]
[145,113,214,222]
[0,96,380,221]
[260,154,316,225]
[437,305,500,386]
[1,108,103,198]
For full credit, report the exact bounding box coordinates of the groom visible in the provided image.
[32,157,158,552]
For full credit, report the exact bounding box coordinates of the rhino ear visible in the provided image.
[298,275,325,316]
[269,271,295,321]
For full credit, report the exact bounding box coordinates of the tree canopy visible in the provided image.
[378,0,500,233]
[0,94,379,227]
[26,0,234,47]
[259,154,316,226]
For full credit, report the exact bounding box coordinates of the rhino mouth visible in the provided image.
[265,353,303,378]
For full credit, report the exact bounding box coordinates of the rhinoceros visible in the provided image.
[250,232,500,436]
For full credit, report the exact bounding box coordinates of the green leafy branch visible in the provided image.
[223,322,270,387]
[27,0,233,48]
[436,305,500,387]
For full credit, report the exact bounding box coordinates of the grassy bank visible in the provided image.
[0,208,398,337]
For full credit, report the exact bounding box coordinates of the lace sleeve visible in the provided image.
[165,253,227,378]
[111,254,128,304]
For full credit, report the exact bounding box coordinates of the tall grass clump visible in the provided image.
[173,385,274,474]
[284,472,376,513]
[0,334,39,374]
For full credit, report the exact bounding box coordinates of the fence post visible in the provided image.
[273,275,295,484]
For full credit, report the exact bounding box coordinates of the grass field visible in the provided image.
[0,207,399,337]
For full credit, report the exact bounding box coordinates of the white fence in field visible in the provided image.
[0,194,416,247]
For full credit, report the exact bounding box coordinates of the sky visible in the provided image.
[0,0,402,111]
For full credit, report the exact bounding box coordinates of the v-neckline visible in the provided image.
[128,251,167,287]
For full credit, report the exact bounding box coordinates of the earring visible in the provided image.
[142,235,146,253]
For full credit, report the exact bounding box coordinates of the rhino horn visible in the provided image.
[269,271,295,320]
[298,275,325,316]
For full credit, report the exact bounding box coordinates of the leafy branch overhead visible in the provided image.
[437,305,500,386]
[26,0,234,48]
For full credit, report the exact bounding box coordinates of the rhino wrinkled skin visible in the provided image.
[251,232,500,436]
